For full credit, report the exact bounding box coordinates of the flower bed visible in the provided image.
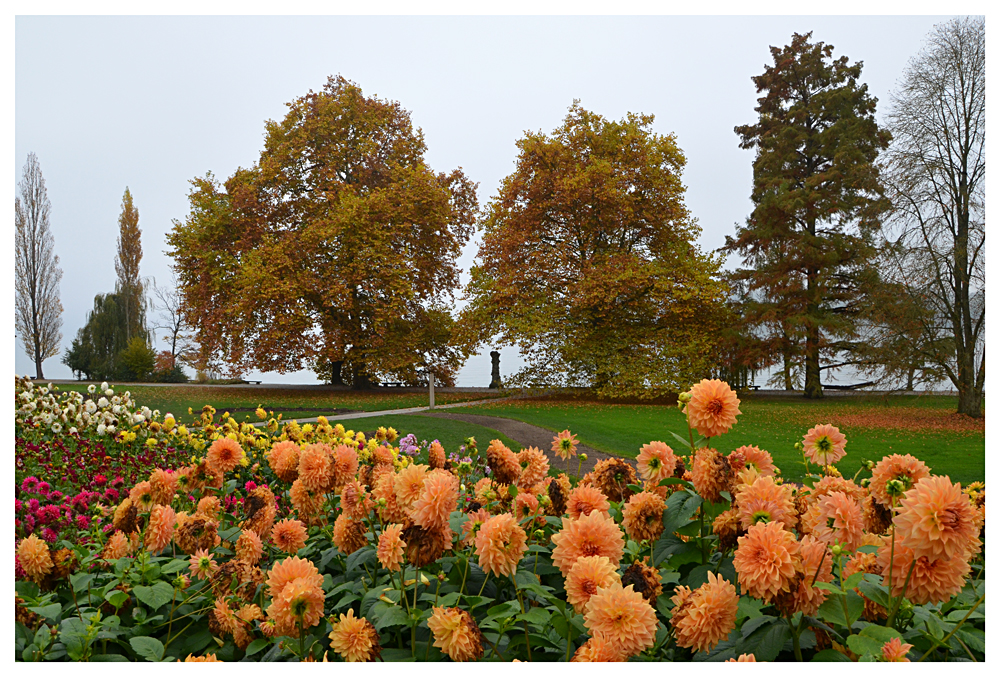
[13,378,985,662]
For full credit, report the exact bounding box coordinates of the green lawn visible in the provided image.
[349,414,523,456]
[52,384,504,423]
[458,395,985,484]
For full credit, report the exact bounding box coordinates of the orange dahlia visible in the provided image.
[870,453,930,508]
[565,555,621,615]
[271,518,308,554]
[266,555,322,601]
[566,485,610,519]
[341,479,372,519]
[290,478,326,518]
[571,636,624,662]
[17,534,53,581]
[685,379,741,438]
[333,513,367,555]
[103,530,132,560]
[713,509,745,551]
[196,496,221,521]
[428,607,485,662]
[691,448,731,504]
[514,492,542,525]
[551,510,625,576]
[428,441,446,469]
[726,654,757,662]
[474,513,528,577]
[636,441,679,484]
[734,445,775,477]
[182,654,221,662]
[377,523,406,572]
[297,443,332,491]
[394,463,429,511]
[670,571,739,653]
[329,444,359,491]
[268,440,300,483]
[584,582,658,658]
[328,608,381,662]
[802,424,847,466]
[735,475,797,531]
[733,521,800,602]
[145,504,176,553]
[235,529,263,564]
[213,597,239,636]
[149,468,178,505]
[876,536,970,605]
[809,491,865,552]
[267,576,325,637]
[552,430,579,461]
[130,480,154,513]
[207,436,243,474]
[779,535,832,617]
[461,508,492,546]
[894,475,981,562]
[881,637,913,662]
[411,470,459,529]
[515,446,550,489]
[189,549,219,581]
[621,491,666,543]
[373,472,408,523]
[486,440,521,486]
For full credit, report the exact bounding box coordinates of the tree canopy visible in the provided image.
[167,75,478,387]
[458,102,727,397]
[724,32,891,398]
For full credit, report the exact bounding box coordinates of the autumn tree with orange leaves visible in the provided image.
[458,103,728,398]
[167,76,478,387]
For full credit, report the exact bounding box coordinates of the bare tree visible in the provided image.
[150,271,197,369]
[879,16,985,416]
[15,153,63,379]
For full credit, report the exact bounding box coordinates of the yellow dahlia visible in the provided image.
[636,441,679,484]
[894,475,981,561]
[621,491,666,543]
[670,571,738,653]
[474,513,528,577]
[551,510,625,576]
[328,608,381,662]
[584,583,658,658]
[377,523,406,572]
[565,555,621,615]
[685,379,741,438]
[427,606,484,662]
[733,521,800,602]
[802,424,847,466]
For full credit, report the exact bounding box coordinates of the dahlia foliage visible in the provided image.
[14,377,985,662]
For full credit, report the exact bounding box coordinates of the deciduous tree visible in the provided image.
[458,102,727,398]
[167,76,477,387]
[879,16,985,416]
[15,153,63,380]
[725,33,891,399]
[114,187,146,342]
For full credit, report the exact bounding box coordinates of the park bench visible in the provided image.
[822,381,875,391]
[238,380,262,385]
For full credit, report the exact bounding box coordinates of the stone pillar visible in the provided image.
[489,350,502,389]
[429,371,435,409]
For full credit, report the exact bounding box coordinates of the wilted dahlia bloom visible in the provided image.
[584,583,658,658]
[876,536,970,605]
[552,430,579,461]
[802,424,847,466]
[235,529,263,565]
[329,608,381,662]
[894,475,980,562]
[377,523,406,572]
[332,513,367,555]
[207,436,243,474]
[516,446,550,489]
[551,510,625,576]
[175,514,219,554]
[636,441,679,484]
[271,518,308,554]
[670,571,739,653]
[565,555,621,614]
[622,491,666,543]
[402,523,452,568]
[428,606,484,662]
[486,440,521,486]
[566,485,610,519]
[474,513,527,577]
[691,448,731,504]
[620,560,663,606]
[733,521,800,602]
[592,458,638,503]
[242,486,277,540]
[17,534,53,581]
[547,473,573,516]
[870,453,930,508]
[571,636,624,662]
[775,535,832,617]
[713,508,745,551]
[685,379,741,438]
[735,475,797,531]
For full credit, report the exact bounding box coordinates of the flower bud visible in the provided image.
[678,392,692,404]
[794,442,803,451]
[533,529,545,540]
[579,453,588,461]
[831,544,843,557]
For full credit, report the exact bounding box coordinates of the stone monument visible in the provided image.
[489,350,502,389]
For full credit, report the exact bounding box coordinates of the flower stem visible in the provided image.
[512,575,533,661]
[886,559,916,627]
[787,616,803,662]
[477,570,491,598]
[917,592,985,662]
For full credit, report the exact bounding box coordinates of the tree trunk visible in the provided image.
[329,360,344,386]
[782,350,793,390]
[35,356,44,380]
[351,363,373,390]
[906,366,915,392]
[957,387,981,417]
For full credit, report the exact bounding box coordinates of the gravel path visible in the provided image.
[420,411,636,476]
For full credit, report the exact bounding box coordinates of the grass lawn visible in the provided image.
[460,394,985,484]
[53,384,504,423]
[349,414,523,455]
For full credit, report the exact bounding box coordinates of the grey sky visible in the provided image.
[14,14,955,385]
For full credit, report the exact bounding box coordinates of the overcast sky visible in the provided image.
[13,14,958,385]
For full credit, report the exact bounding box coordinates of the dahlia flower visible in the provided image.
[189,549,219,581]
[733,521,800,602]
[735,475,797,531]
[877,536,969,605]
[636,441,679,484]
[297,443,332,490]
[894,475,980,562]
[881,637,913,662]
[565,555,621,614]
[566,485,610,519]
[428,607,485,662]
[516,446,550,489]
[394,463,429,510]
[670,571,739,653]
[802,424,847,466]
[870,453,930,508]
[571,636,624,662]
[377,523,406,572]
[552,430,579,461]
[810,491,865,552]
[145,504,176,553]
[551,510,625,576]
[271,518,308,554]
[328,608,381,662]
[235,529,263,564]
[592,458,638,503]
[333,513,367,555]
[411,470,459,529]
[685,379,741,438]
[622,491,666,543]
[17,534,53,581]
[207,437,243,474]
[691,448,731,503]
[474,513,527,577]
[584,583,658,658]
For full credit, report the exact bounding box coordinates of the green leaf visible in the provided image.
[373,605,410,631]
[846,633,883,658]
[812,581,846,595]
[91,654,130,661]
[857,579,890,608]
[130,636,165,662]
[658,477,693,489]
[28,603,62,622]
[740,619,790,662]
[243,638,270,656]
[448,510,467,535]
[736,596,763,621]
[857,545,878,554]
[858,624,902,643]
[818,589,864,629]
[684,564,713,588]
[346,546,377,573]
[518,607,551,626]
[160,558,189,575]
[487,600,521,620]
[812,649,853,662]
[133,581,175,609]
[669,430,693,450]
[508,485,518,498]
[70,572,96,592]
[841,571,866,590]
